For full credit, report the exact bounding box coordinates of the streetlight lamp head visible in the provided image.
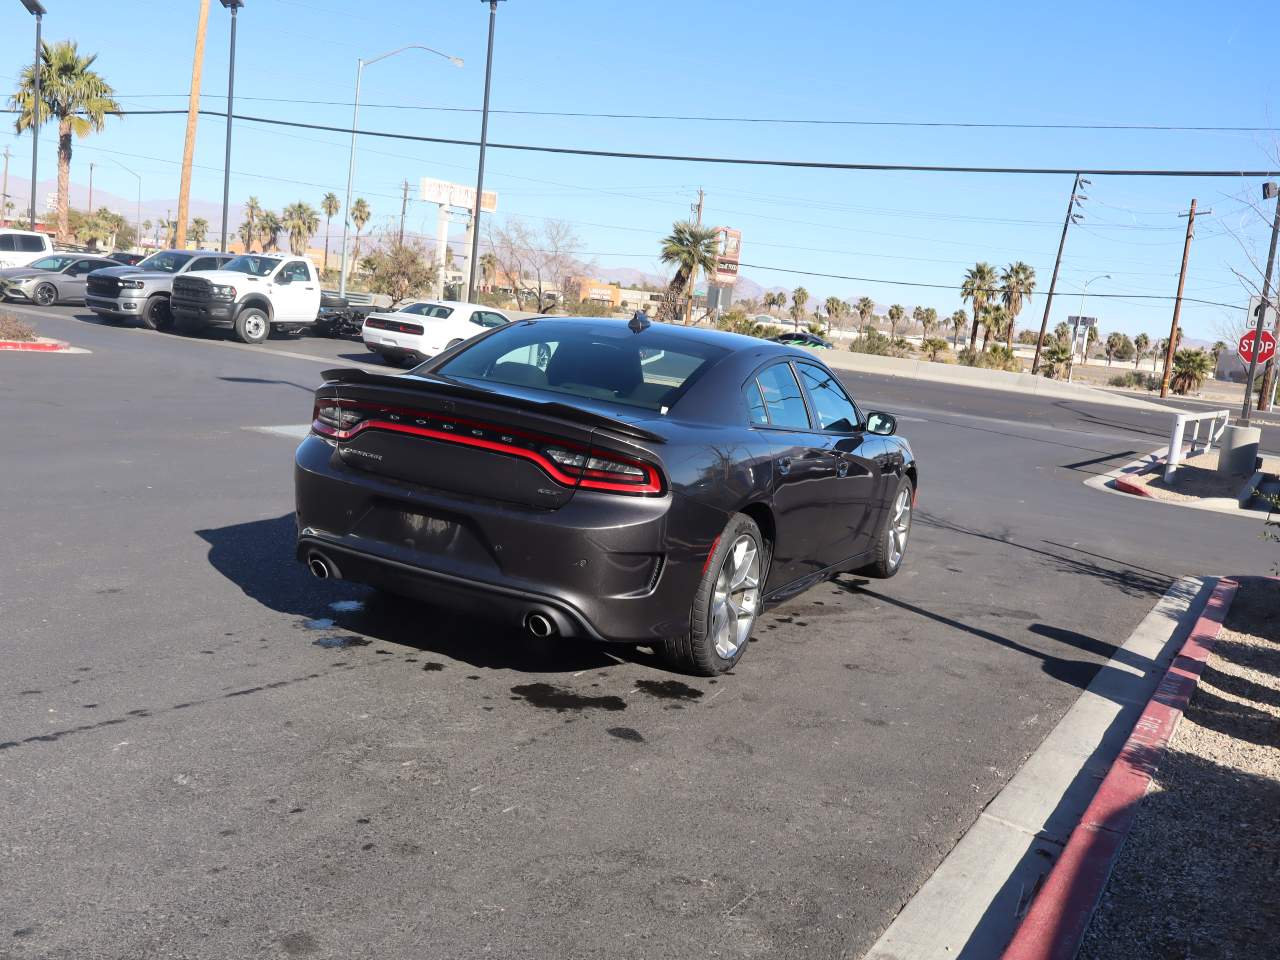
[19,0,47,15]
[449,56,465,67]
[1264,182,1279,201]
[218,0,244,8]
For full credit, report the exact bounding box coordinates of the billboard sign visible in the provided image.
[712,226,741,286]
[420,177,497,213]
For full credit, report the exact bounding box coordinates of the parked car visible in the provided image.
[108,251,147,266]
[361,300,511,366]
[771,331,833,349]
[170,253,322,343]
[85,249,234,329]
[1,254,120,305]
[0,229,54,269]
[296,316,917,675]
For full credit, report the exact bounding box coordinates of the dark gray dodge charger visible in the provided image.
[295,316,917,675]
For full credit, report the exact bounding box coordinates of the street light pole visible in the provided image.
[20,1,46,230]
[218,0,242,253]
[1241,182,1280,427]
[466,0,503,303]
[1067,273,1109,384]
[337,44,463,297]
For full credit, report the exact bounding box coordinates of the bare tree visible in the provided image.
[486,217,584,311]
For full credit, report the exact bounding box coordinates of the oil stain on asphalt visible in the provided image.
[509,683,626,712]
[634,679,704,701]
[607,727,646,743]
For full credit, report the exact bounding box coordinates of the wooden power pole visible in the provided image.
[175,0,210,250]
[398,180,409,245]
[683,188,704,325]
[1159,199,1208,399]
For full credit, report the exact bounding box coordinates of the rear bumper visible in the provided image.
[362,331,438,362]
[86,295,143,316]
[293,433,725,643]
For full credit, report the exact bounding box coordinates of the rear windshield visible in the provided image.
[137,252,193,273]
[222,255,278,276]
[435,320,728,412]
[399,303,454,318]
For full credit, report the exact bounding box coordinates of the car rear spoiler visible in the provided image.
[319,367,667,444]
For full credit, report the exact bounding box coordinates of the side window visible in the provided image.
[0,236,15,252]
[745,379,769,425]
[472,311,507,328]
[280,261,311,282]
[67,259,96,275]
[18,235,46,252]
[189,257,221,271]
[755,363,811,429]
[797,363,860,432]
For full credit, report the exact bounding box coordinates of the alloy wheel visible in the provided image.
[710,535,760,660]
[34,284,55,306]
[887,486,911,569]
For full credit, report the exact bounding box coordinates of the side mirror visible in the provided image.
[865,411,897,436]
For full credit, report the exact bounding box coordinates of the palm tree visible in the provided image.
[950,309,967,348]
[1104,331,1125,366]
[824,296,844,333]
[961,262,999,350]
[479,252,498,291]
[886,304,905,339]
[789,287,810,331]
[1170,349,1213,395]
[657,220,718,324]
[320,192,340,272]
[350,197,371,267]
[999,261,1036,351]
[258,211,282,252]
[242,196,262,251]
[855,296,876,338]
[1134,333,1150,370]
[282,201,320,255]
[10,40,120,242]
[142,218,152,241]
[981,305,1009,351]
[189,217,209,247]
[920,306,938,340]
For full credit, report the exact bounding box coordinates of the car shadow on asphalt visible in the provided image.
[194,513,657,675]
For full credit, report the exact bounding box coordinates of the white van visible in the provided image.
[0,230,55,269]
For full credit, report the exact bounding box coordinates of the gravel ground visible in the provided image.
[1080,576,1280,959]
[1120,452,1280,506]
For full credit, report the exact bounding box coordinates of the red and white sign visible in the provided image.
[1238,328,1276,365]
[712,226,741,286]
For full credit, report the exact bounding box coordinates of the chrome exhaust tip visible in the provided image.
[525,612,555,639]
[307,555,332,580]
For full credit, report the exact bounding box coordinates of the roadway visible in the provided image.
[1,307,1275,959]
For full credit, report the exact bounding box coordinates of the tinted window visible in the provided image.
[17,235,46,252]
[279,261,311,282]
[797,363,860,432]
[436,320,728,412]
[138,252,193,273]
[755,363,811,429]
[67,259,106,275]
[745,380,769,425]
[30,255,78,271]
[472,310,508,328]
[222,255,277,276]
[0,236,15,252]
[189,257,223,271]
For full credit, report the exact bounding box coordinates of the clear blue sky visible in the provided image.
[3,0,1279,341]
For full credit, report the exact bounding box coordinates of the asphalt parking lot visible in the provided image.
[2,306,1276,959]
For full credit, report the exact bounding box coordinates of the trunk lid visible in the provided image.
[314,369,665,510]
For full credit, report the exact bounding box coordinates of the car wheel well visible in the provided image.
[738,501,776,558]
[238,297,273,320]
[905,464,918,491]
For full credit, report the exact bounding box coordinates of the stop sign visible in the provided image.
[1239,329,1276,364]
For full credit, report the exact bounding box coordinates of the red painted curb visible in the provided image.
[1001,577,1239,960]
[0,338,69,352]
[1112,474,1154,497]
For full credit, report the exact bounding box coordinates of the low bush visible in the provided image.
[0,313,37,342]
[920,337,950,362]
[957,345,1021,372]
[1107,370,1159,390]
[849,329,893,355]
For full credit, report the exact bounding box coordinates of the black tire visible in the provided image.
[234,306,270,344]
[33,283,57,307]
[859,475,914,579]
[662,514,766,676]
[139,295,172,331]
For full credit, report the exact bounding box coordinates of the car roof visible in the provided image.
[404,299,499,309]
[521,316,804,355]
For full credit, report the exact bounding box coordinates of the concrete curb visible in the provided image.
[1000,577,1238,960]
[860,577,1211,960]
[0,336,70,352]
[1112,474,1154,498]
[809,347,1179,413]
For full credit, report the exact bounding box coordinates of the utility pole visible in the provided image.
[175,0,211,250]
[1032,173,1087,374]
[1160,200,1210,399]
[1241,183,1280,425]
[466,0,503,303]
[398,179,409,245]
[683,187,704,326]
[1,146,10,224]
[88,162,94,213]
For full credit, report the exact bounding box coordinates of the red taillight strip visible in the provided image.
[313,411,662,495]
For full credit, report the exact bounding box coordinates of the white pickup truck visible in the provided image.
[169,253,322,344]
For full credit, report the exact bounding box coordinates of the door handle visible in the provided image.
[777,456,792,476]
[836,460,850,478]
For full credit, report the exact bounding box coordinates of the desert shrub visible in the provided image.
[921,337,950,362]
[0,313,36,342]
[850,329,893,356]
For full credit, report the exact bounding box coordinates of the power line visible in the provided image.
[9,108,1277,177]
[104,94,1280,134]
